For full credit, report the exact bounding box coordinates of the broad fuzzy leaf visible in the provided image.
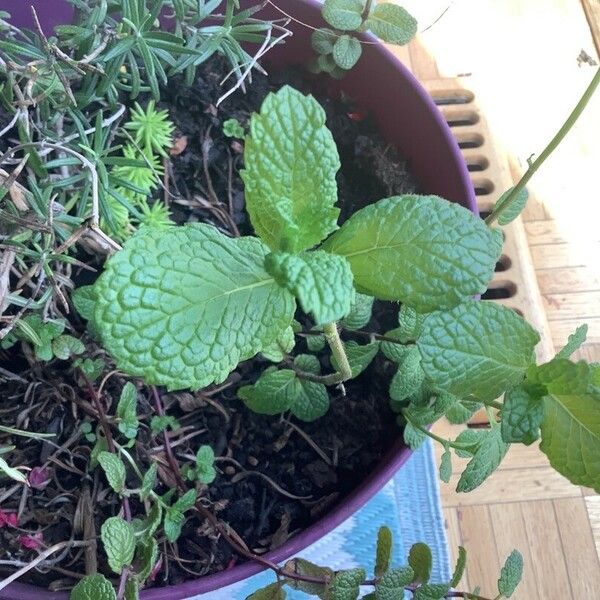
[494,187,529,226]
[294,353,321,375]
[408,543,432,584]
[94,224,295,391]
[498,550,523,597]
[365,4,417,45]
[70,574,117,600]
[101,517,136,574]
[265,250,354,325]
[375,566,414,600]
[456,426,509,492]
[330,568,365,600]
[261,326,295,362]
[445,399,482,424]
[375,526,393,577]
[332,34,362,70]
[116,382,139,439]
[398,305,428,342]
[501,384,544,445]
[321,196,502,311]
[291,379,330,422]
[312,28,338,55]
[332,340,379,377]
[241,86,341,252]
[98,452,126,494]
[403,421,426,450]
[322,0,364,31]
[51,334,85,359]
[238,368,300,415]
[417,301,539,401]
[390,346,425,402]
[341,292,374,330]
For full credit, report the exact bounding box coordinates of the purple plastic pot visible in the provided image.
[0,1,476,598]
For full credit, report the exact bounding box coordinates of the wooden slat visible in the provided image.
[524,219,600,246]
[550,318,600,346]
[542,290,600,321]
[457,506,501,595]
[530,243,600,270]
[554,497,600,597]
[489,503,540,600]
[440,467,581,508]
[522,501,573,599]
[536,266,600,295]
[584,495,600,562]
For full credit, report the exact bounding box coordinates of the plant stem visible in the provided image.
[402,411,476,452]
[323,322,352,380]
[362,0,374,20]
[485,66,600,227]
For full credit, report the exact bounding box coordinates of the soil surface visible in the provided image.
[0,55,419,590]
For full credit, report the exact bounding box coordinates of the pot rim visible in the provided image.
[0,0,476,597]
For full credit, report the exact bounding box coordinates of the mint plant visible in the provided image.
[311,0,417,76]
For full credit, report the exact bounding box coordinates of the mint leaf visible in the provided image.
[556,324,588,359]
[195,445,216,484]
[375,526,392,577]
[390,346,425,402]
[341,292,374,330]
[164,490,196,543]
[283,558,333,597]
[333,34,362,70]
[140,463,157,501]
[116,382,139,439]
[238,368,300,415]
[322,196,502,311]
[445,399,482,424]
[124,579,138,600]
[398,305,428,342]
[365,3,417,45]
[450,546,467,588]
[222,118,245,138]
[94,224,295,391]
[76,357,105,381]
[418,301,539,401]
[409,543,432,584]
[413,583,450,600]
[381,329,411,363]
[312,28,337,54]
[494,187,529,226]
[265,250,354,325]
[52,334,85,359]
[332,340,379,377]
[242,86,340,252]
[72,285,96,321]
[322,0,364,31]
[498,550,523,597]
[150,415,180,435]
[307,332,326,351]
[246,582,286,600]
[70,574,117,600]
[330,568,365,600]
[501,384,544,445]
[291,378,330,422]
[135,537,159,582]
[101,516,136,574]
[457,426,509,492]
[439,449,452,483]
[376,566,414,600]
[403,421,426,450]
[98,452,126,494]
[454,429,487,458]
[261,326,295,362]
[294,353,321,374]
[536,360,600,490]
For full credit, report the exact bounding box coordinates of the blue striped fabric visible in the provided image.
[196,439,450,599]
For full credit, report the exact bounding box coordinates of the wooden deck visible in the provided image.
[387,0,600,597]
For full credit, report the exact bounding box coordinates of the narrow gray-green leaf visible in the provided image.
[321,196,502,311]
[375,526,393,577]
[498,550,523,597]
[494,186,529,226]
[265,250,354,325]
[556,324,588,359]
[241,86,340,252]
[365,3,417,45]
[94,224,295,391]
[408,543,432,584]
[418,301,539,401]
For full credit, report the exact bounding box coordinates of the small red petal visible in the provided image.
[28,467,51,490]
[0,511,19,528]
[18,532,43,550]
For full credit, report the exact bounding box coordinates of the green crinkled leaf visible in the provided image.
[456,426,509,492]
[307,333,326,351]
[117,382,139,439]
[494,186,529,226]
[195,445,216,484]
[246,582,286,600]
[135,537,159,583]
[291,378,330,422]
[381,329,411,363]
[341,292,374,330]
[365,3,417,45]
[501,384,544,445]
[312,28,337,54]
[94,224,295,391]
[418,301,539,401]
[321,196,502,311]
[536,360,600,491]
[556,324,588,359]
[332,340,379,377]
[330,568,365,600]
[164,491,196,544]
[265,250,354,325]
[445,399,482,424]
[409,543,432,584]
[454,429,487,458]
[241,86,340,252]
[238,368,300,415]
[101,516,136,574]
[52,334,85,359]
[261,326,295,362]
[439,449,452,483]
[403,421,426,450]
[322,0,364,31]
[294,353,321,374]
[450,546,467,588]
[124,579,139,600]
[390,346,425,402]
[283,558,333,597]
[498,550,523,598]
[375,566,414,600]
[70,574,117,600]
[398,305,429,342]
[402,392,456,426]
[332,34,362,70]
[140,463,157,501]
[375,526,393,577]
[72,285,96,321]
[98,452,126,494]
[412,583,450,600]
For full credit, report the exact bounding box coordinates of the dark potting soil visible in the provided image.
[0,55,419,590]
